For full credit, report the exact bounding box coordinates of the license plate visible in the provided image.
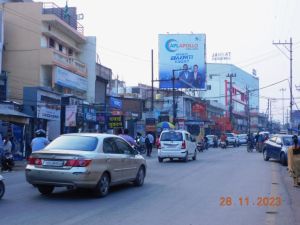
[43,160,64,167]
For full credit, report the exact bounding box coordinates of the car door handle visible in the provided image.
[106,159,111,163]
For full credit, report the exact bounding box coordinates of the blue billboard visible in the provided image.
[159,34,206,89]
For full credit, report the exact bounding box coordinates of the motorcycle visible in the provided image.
[135,137,146,154]
[1,152,15,171]
[247,140,254,152]
[197,141,205,152]
[220,141,227,149]
[0,175,5,199]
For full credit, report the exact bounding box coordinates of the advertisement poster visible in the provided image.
[159,34,206,89]
[65,105,77,127]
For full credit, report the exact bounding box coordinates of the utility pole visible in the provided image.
[273,38,293,132]
[172,70,177,125]
[246,87,251,136]
[279,88,286,127]
[270,99,272,133]
[151,49,154,111]
[227,73,236,129]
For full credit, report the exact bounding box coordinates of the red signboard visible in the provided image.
[192,103,207,119]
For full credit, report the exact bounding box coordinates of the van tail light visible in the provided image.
[27,157,42,166]
[157,140,161,149]
[181,140,186,149]
[64,159,92,167]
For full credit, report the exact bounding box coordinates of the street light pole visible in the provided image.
[279,88,286,127]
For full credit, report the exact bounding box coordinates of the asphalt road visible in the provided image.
[0,146,299,225]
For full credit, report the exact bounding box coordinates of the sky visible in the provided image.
[37,0,300,122]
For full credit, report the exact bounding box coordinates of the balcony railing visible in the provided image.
[53,50,87,75]
[42,2,84,35]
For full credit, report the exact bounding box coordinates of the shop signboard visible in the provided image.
[37,90,61,121]
[54,66,88,92]
[108,116,123,129]
[110,97,122,110]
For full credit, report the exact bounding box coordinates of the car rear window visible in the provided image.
[44,135,98,151]
[160,132,183,141]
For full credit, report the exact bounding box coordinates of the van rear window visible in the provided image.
[160,132,183,141]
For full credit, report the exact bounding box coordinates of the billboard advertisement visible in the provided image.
[159,34,206,89]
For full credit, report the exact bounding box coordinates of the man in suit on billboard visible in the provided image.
[178,64,192,88]
[191,64,206,89]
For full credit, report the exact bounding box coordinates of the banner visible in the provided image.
[65,105,77,127]
[159,34,206,90]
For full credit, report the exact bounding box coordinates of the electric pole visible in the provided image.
[151,49,154,111]
[246,86,250,136]
[227,73,236,129]
[279,88,286,127]
[273,38,293,132]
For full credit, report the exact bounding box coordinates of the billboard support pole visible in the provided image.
[172,70,176,125]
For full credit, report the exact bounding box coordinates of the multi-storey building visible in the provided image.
[0,2,112,143]
[202,63,259,132]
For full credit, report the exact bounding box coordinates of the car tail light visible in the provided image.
[64,159,92,167]
[157,140,161,149]
[27,157,42,166]
[181,140,186,149]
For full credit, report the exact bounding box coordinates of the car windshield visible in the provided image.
[44,135,98,151]
[160,132,183,141]
[239,135,247,138]
[282,137,293,146]
[226,133,233,137]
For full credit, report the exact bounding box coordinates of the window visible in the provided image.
[160,132,183,141]
[115,138,134,155]
[207,85,211,90]
[185,133,189,141]
[45,135,98,151]
[49,38,55,48]
[103,138,118,154]
[58,44,63,52]
[68,49,73,56]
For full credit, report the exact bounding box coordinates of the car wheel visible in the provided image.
[158,157,163,163]
[280,153,287,166]
[0,181,5,199]
[192,150,197,160]
[134,167,145,186]
[37,185,54,195]
[263,149,270,161]
[93,172,110,198]
[183,152,188,162]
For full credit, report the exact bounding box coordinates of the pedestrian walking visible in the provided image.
[31,129,50,153]
[145,132,154,157]
[287,135,300,187]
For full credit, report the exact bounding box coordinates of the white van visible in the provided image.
[157,130,197,162]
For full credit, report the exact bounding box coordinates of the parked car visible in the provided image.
[237,134,248,145]
[25,133,147,197]
[225,133,239,147]
[157,130,197,162]
[262,134,293,166]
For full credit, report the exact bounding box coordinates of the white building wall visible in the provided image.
[202,63,259,113]
[79,36,96,103]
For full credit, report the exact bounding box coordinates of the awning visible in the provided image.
[0,108,32,124]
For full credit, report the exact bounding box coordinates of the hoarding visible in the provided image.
[159,34,206,89]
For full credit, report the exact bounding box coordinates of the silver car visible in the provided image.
[25,133,146,197]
